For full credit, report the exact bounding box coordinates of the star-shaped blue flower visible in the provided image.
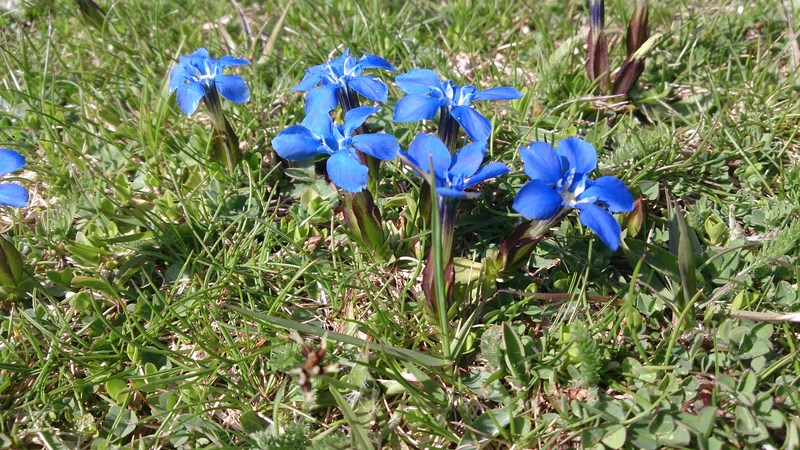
[0,149,29,208]
[168,48,250,116]
[401,133,509,200]
[271,106,400,192]
[512,137,634,250]
[393,69,522,143]
[292,49,396,114]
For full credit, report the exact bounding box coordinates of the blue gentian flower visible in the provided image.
[401,133,509,199]
[168,48,250,116]
[512,137,634,250]
[393,69,522,143]
[292,49,396,113]
[271,106,400,192]
[0,149,28,208]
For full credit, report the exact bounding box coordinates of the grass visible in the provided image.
[1,0,800,448]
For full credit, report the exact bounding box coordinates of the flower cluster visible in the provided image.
[166,47,634,251]
[272,50,400,193]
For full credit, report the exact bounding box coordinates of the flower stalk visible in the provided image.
[426,190,454,360]
[400,134,508,323]
[168,48,250,169]
[496,219,549,274]
[281,50,398,255]
[511,137,633,252]
[586,0,610,92]
[613,0,650,98]
[422,198,456,316]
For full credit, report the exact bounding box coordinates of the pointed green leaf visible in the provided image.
[330,386,373,450]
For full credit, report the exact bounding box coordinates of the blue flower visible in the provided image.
[393,69,522,142]
[271,106,400,192]
[0,149,28,208]
[292,49,396,113]
[168,48,250,116]
[401,133,509,199]
[512,137,634,250]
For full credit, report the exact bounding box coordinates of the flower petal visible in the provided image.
[392,94,441,122]
[352,133,399,160]
[578,176,634,212]
[358,54,395,71]
[300,111,334,140]
[473,86,522,101]
[217,55,250,68]
[215,75,250,103]
[395,69,442,94]
[407,133,451,177]
[0,183,28,207]
[305,84,339,113]
[576,202,623,250]
[557,137,597,175]
[0,149,25,176]
[188,48,209,59]
[292,67,324,92]
[449,141,486,180]
[328,49,350,73]
[175,82,206,115]
[327,148,368,192]
[399,151,424,176]
[272,125,328,160]
[464,162,509,188]
[451,105,492,142]
[512,180,564,220]
[436,187,472,199]
[343,106,379,136]
[168,64,188,93]
[519,141,562,185]
[349,75,388,103]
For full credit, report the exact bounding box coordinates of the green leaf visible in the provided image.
[624,239,682,282]
[670,202,699,311]
[458,408,513,447]
[0,236,24,289]
[68,291,93,310]
[240,411,269,434]
[602,424,627,449]
[104,405,137,438]
[66,242,109,265]
[330,386,373,450]
[105,378,128,404]
[502,322,529,383]
[71,276,118,298]
[696,406,717,437]
[738,370,757,396]
[37,431,69,450]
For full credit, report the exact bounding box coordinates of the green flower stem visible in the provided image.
[425,194,456,360]
[203,87,240,168]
